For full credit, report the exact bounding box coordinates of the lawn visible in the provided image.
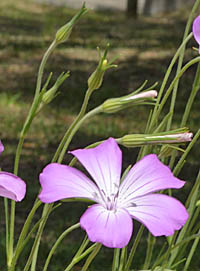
[0,0,199,270]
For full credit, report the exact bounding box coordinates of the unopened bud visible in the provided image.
[120,132,193,148]
[102,90,157,114]
[55,3,87,44]
[42,72,70,105]
[88,45,117,92]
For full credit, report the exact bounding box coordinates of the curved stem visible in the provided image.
[81,243,102,271]
[52,87,93,162]
[43,223,80,271]
[57,105,102,163]
[148,32,193,132]
[124,225,144,271]
[64,243,98,271]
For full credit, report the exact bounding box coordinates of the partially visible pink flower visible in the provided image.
[0,141,26,202]
[193,15,200,53]
[0,140,4,154]
[39,138,188,248]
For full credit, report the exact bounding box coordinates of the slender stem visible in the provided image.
[173,129,200,176]
[181,61,200,127]
[112,248,120,271]
[23,205,53,271]
[57,106,102,163]
[124,225,144,271]
[184,228,200,270]
[8,201,42,271]
[148,32,193,132]
[4,198,9,265]
[43,223,80,271]
[167,171,200,268]
[64,243,97,271]
[81,243,102,271]
[143,233,155,270]
[119,247,127,271]
[35,40,57,96]
[52,87,93,162]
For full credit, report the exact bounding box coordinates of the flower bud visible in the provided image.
[55,3,87,44]
[102,90,157,114]
[88,45,117,91]
[120,131,193,148]
[42,72,70,105]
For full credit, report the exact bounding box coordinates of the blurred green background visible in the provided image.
[0,0,199,270]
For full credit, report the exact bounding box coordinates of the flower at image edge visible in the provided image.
[39,138,188,248]
[193,15,200,53]
[0,141,26,201]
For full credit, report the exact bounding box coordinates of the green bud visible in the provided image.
[88,45,117,91]
[196,200,200,207]
[42,71,70,104]
[55,3,87,44]
[102,90,157,113]
[119,131,193,148]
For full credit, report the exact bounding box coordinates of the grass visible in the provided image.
[0,0,200,270]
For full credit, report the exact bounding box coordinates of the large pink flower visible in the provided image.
[0,140,26,201]
[193,15,200,54]
[39,138,188,248]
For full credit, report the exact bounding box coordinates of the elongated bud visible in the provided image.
[55,3,87,44]
[42,72,70,104]
[102,90,157,113]
[88,45,117,91]
[119,131,193,148]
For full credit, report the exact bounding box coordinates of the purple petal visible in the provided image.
[80,204,133,248]
[0,172,26,201]
[70,138,122,198]
[118,154,185,204]
[39,163,101,203]
[126,194,188,236]
[0,140,4,155]
[193,15,200,46]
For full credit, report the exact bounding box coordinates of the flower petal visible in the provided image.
[0,140,4,155]
[39,163,101,203]
[126,194,188,236]
[80,204,133,248]
[0,172,26,201]
[70,138,122,197]
[193,15,200,46]
[118,154,185,204]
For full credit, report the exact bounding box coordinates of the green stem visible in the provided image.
[184,228,200,270]
[81,243,102,271]
[8,201,42,271]
[4,198,9,265]
[143,233,155,270]
[52,87,93,162]
[43,223,80,271]
[173,129,200,176]
[181,61,200,127]
[124,225,144,271]
[57,105,102,163]
[64,243,98,271]
[119,247,127,271]
[167,171,200,268]
[148,32,193,132]
[112,248,120,271]
[23,204,53,271]
[167,0,199,131]
[6,40,57,269]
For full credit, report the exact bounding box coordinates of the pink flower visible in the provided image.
[39,138,188,248]
[0,141,26,201]
[193,15,200,53]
